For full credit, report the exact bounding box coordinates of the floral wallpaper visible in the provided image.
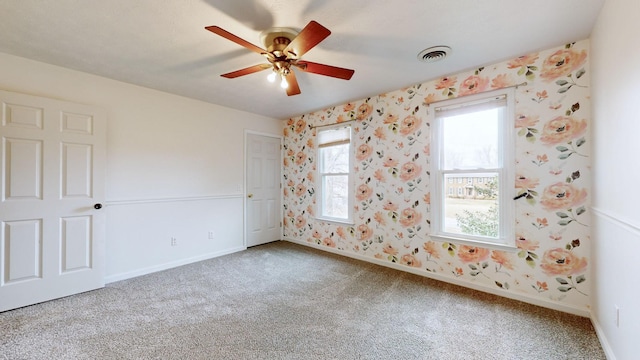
[282,40,591,310]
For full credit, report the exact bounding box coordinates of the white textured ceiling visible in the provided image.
[0,0,604,119]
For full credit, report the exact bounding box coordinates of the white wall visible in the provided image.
[0,52,282,282]
[590,0,640,359]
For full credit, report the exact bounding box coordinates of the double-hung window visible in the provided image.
[430,88,515,249]
[317,124,353,223]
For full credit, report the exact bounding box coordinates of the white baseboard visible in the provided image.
[283,237,590,317]
[590,314,616,360]
[104,246,246,284]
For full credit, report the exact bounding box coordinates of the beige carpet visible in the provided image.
[0,241,604,359]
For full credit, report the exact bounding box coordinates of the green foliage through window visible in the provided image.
[455,203,498,238]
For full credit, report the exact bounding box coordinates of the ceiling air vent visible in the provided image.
[417,46,451,63]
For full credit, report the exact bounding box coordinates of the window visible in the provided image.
[317,124,353,223]
[430,88,515,249]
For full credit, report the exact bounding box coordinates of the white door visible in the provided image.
[0,90,106,312]
[245,133,281,247]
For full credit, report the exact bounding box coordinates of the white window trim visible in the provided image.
[315,123,355,225]
[429,88,516,251]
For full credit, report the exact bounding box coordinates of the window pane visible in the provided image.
[322,175,349,218]
[443,174,499,238]
[318,127,350,145]
[320,144,349,173]
[442,108,499,170]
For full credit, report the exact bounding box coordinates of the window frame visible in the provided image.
[429,88,516,250]
[316,123,354,225]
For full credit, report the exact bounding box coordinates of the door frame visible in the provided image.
[243,130,283,248]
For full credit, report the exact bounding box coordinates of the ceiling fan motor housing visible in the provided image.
[268,36,292,56]
[267,37,295,75]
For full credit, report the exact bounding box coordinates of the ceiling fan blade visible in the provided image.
[285,71,301,96]
[296,61,354,80]
[221,64,272,78]
[205,26,266,54]
[284,20,331,58]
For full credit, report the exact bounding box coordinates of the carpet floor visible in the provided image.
[0,241,605,359]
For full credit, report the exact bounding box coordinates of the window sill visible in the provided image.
[315,216,355,227]
[429,233,517,252]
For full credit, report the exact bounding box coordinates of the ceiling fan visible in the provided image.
[205,21,355,96]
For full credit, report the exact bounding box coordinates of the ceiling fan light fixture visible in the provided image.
[267,71,277,83]
[418,46,451,63]
[280,76,288,89]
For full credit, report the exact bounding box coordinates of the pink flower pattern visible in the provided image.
[459,75,489,96]
[282,40,591,309]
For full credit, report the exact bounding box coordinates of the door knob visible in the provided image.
[94,203,103,210]
[247,194,253,198]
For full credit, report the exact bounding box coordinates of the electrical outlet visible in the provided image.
[615,305,620,328]
[171,237,177,246]
[208,231,215,240]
